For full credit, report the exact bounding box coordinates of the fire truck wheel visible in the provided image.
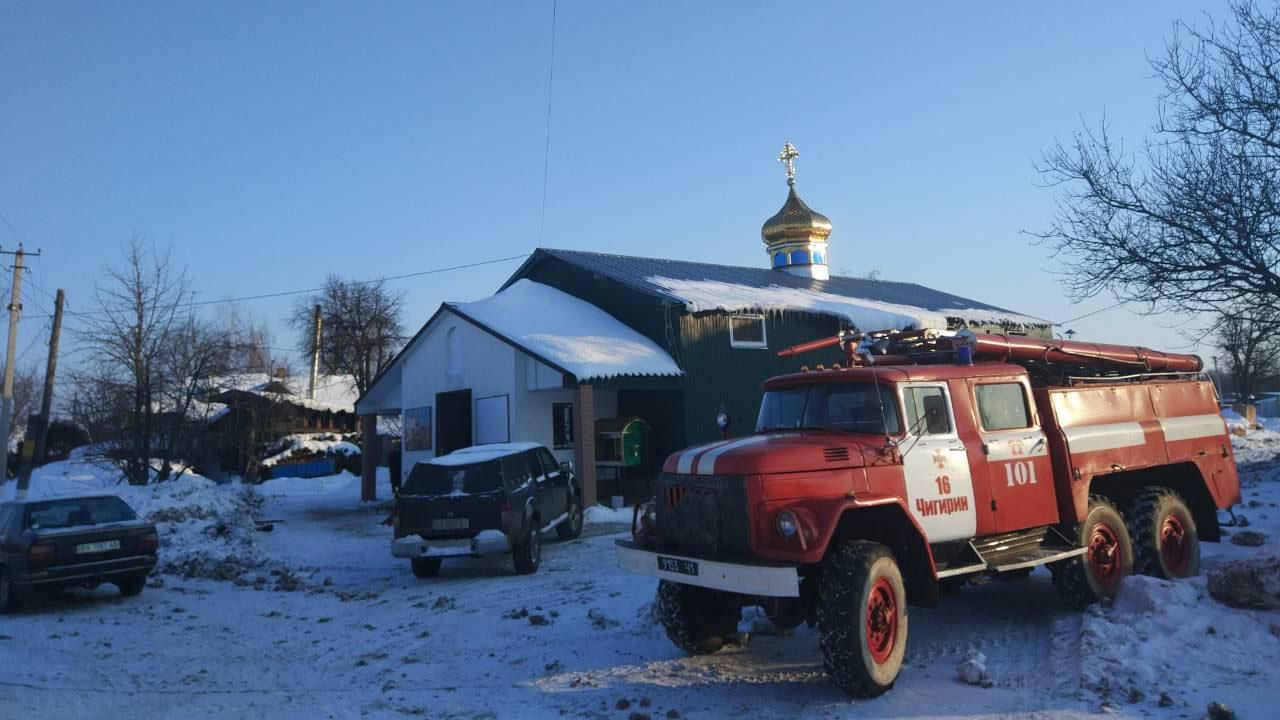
[1127,488,1200,579]
[656,580,742,654]
[411,557,442,578]
[1050,496,1134,609]
[817,541,908,697]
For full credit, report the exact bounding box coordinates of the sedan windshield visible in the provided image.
[756,382,901,435]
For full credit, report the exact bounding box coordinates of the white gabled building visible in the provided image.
[356,279,684,504]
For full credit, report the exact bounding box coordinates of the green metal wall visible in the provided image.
[677,311,846,446]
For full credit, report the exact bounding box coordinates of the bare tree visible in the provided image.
[0,363,40,462]
[1215,308,1280,399]
[74,240,193,485]
[1034,1,1280,316]
[290,275,405,396]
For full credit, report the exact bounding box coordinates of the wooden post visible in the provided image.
[31,288,64,466]
[572,382,597,507]
[360,414,377,501]
[0,247,26,483]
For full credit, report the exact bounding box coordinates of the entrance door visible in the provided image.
[436,389,472,455]
[898,383,977,543]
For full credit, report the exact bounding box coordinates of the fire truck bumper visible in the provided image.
[615,540,800,598]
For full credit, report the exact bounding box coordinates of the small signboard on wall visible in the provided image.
[553,402,574,449]
[404,406,433,452]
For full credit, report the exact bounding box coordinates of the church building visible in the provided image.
[357,144,1049,505]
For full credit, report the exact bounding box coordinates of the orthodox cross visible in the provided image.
[778,142,799,186]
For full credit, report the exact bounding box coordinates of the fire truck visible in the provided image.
[615,328,1240,696]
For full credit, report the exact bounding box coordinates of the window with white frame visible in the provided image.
[729,314,767,349]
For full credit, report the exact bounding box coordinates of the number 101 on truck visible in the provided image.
[616,328,1240,696]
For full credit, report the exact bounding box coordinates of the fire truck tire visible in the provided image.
[411,557,442,578]
[1127,488,1200,579]
[817,541,908,697]
[1050,496,1134,609]
[656,580,741,654]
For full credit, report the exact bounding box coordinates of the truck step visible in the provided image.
[934,527,1085,579]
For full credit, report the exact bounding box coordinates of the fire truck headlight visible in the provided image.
[776,510,799,539]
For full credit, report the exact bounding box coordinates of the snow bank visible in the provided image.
[449,280,683,380]
[257,470,362,497]
[585,504,634,525]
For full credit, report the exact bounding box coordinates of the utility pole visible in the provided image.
[30,288,64,467]
[0,245,36,484]
[308,304,322,400]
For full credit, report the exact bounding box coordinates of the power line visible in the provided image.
[0,209,32,247]
[26,254,530,320]
[536,0,558,248]
[1053,301,1128,327]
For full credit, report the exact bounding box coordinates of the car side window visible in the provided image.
[536,448,559,476]
[502,455,532,490]
[0,506,12,535]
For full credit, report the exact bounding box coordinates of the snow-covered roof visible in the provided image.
[509,249,1048,331]
[209,373,358,414]
[447,280,683,381]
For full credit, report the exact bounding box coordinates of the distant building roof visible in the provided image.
[508,248,1047,331]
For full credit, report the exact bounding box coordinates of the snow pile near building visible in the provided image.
[449,280,683,380]
[1,460,271,584]
[262,433,360,467]
[584,504,634,525]
[257,470,364,497]
[646,276,1045,331]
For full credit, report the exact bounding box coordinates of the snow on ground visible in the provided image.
[4,427,1280,719]
[262,433,361,467]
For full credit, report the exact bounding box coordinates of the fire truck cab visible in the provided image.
[616,328,1241,697]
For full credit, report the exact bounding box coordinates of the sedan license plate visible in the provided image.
[657,555,699,576]
[432,518,469,530]
[75,539,120,555]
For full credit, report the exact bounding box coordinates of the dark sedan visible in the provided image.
[0,494,158,613]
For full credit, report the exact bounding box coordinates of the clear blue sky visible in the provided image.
[0,0,1236,372]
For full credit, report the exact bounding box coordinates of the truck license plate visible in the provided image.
[432,518,469,530]
[75,539,120,555]
[657,556,699,576]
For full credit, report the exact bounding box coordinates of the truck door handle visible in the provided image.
[949,447,967,453]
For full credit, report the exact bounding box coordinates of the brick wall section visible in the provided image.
[572,382,598,507]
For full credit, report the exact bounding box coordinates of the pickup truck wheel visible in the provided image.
[513,525,542,575]
[411,557,442,579]
[0,567,22,614]
[656,580,741,654]
[1050,496,1134,609]
[817,540,908,697]
[1127,488,1200,579]
[556,495,583,541]
[117,574,147,597]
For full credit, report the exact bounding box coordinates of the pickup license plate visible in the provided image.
[75,539,120,555]
[657,555,699,576]
[432,518,469,530]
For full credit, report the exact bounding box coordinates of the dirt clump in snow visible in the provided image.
[956,649,992,687]
[1207,701,1237,720]
[1230,530,1268,547]
[1207,555,1280,609]
[587,608,619,629]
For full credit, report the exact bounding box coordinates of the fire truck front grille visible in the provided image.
[655,473,750,556]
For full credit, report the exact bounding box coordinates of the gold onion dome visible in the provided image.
[761,185,832,246]
[761,142,831,279]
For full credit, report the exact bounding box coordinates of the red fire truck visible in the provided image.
[616,328,1240,696]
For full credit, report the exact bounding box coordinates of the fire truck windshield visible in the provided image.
[756,383,902,435]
